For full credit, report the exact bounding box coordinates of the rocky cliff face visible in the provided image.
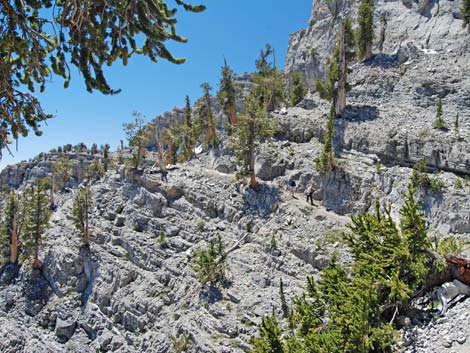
[0,1,469,352]
[285,0,469,87]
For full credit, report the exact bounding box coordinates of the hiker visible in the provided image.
[306,185,314,205]
[161,170,169,182]
[289,179,296,198]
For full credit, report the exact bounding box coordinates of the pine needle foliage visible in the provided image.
[462,0,470,32]
[290,72,306,107]
[0,190,23,264]
[433,98,447,130]
[217,59,239,135]
[250,182,435,353]
[0,1,205,156]
[22,178,51,269]
[72,185,93,246]
[231,93,274,188]
[54,157,73,190]
[316,105,336,174]
[122,112,149,172]
[192,234,227,286]
[198,83,218,148]
[356,0,375,60]
[183,95,193,160]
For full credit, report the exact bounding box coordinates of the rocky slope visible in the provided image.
[0,0,469,352]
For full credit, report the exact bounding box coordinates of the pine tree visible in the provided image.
[433,98,446,130]
[290,72,306,107]
[199,83,217,148]
[72,185,92,246]
[183,95,194,160]
[316,105,336,174]
[192,235,227,286]
[253,43,285,112]
[462,0,470,33]
[22,179,51,269]
[249,313,284,353]
[86,159,105,181]
[356,0,375,60]
[0,191,23,264]
[122,112,149,171]
[0,2,205,156]
[217,59,239,135]
[231,93,274,189]
[163,125,180,165]
[316,18,355,115]
[90,143,98,155]
[54,157,73,190]
[280,278,289,318]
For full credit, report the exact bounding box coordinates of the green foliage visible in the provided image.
[22,178,51,268]
[183,95,194,160]
[454,113,460,138]
[162,125,181,165]
[86,159,105,180]
[453,177,463,189]
[103,144,110,159]
[196,219,206,232]
[54,157,73,189]
[122,112,149,171]
[290,72,306,107]
[72,185,92,246]
[192,235,227,286]
[171,331,193,353]
[217,59,239,135]
[316,105,336,174]
[249,313,283,353]
[433,98,447,130]
[253,43,285,112]
[0,1,205,156]
[250,181,435,353]
[270,234,277,250]
[356,0,375,60]
[411,160,445,192]
[231,92,274,188]
[158,229,167,248]
[197,83,218,148]
[280,279,289,318]
[0,190,23,264]
[90,143,98,155]
[461,0,470,32]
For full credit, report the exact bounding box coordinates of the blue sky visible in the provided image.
[0,0,311,170]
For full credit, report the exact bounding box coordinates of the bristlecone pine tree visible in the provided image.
[199,83,217,148]
[316,104,337,174]
[433,98,446,129]
[253,43,285,112]
[54,157,73,191]
[356,0,375,60]
[163,125,180,165]
[462,0,470,32]
[289,72,306,107]
[217,59,239,135]
[232,93,274,189]
[183,95,193,160]
[22,178,51,269]
[0,1,205,157]
[72,185,93,247]
[122,112,149,171]
[250,182,436,353]
[192,235,227,286]
[0,191,23,264]
[316,17,355,115]
[86,159,105,181]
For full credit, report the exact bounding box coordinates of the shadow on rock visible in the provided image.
[199,285,223,304]
[0,263,21,285]
[242,183,281,218]
[23,269,53,316]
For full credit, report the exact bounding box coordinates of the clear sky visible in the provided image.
[0,0,311,170]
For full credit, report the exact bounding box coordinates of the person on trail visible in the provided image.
[289,179,296,198]
[306,185,314,206]
[161,169,169,182]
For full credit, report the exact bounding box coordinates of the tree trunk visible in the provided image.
[229,102,238,125]
[10,215,17,264]
[365,42,373,61]
[336,24,347,116]
[248,120,257,189]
